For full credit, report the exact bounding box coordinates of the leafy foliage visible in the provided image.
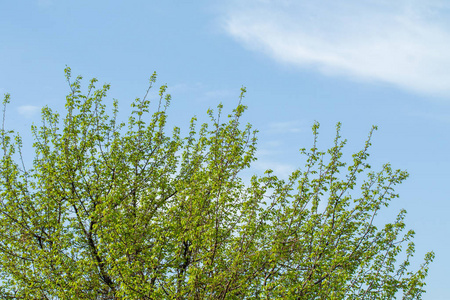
[0,69,433,299]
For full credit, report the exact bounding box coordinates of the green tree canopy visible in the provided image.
[0,68,433,299]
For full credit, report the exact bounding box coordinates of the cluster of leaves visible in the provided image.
[0,68,433,299]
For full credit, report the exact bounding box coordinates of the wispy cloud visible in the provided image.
[255,140,284,157]
[253,160,296,179]
[266,120,304,134]
[222,0,450,97]
[17,106,41,118]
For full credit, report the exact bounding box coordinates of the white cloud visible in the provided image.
[255,141,284,157]
[253,160,296,179]
[266,120,304,134]
[17,106,41,118]
[222,0,450,97]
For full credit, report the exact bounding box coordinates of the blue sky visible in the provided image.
[1,0,449,298]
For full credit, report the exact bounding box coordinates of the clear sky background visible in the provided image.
[1,1,449,298]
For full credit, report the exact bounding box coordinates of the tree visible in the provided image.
[0,68,433,299]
